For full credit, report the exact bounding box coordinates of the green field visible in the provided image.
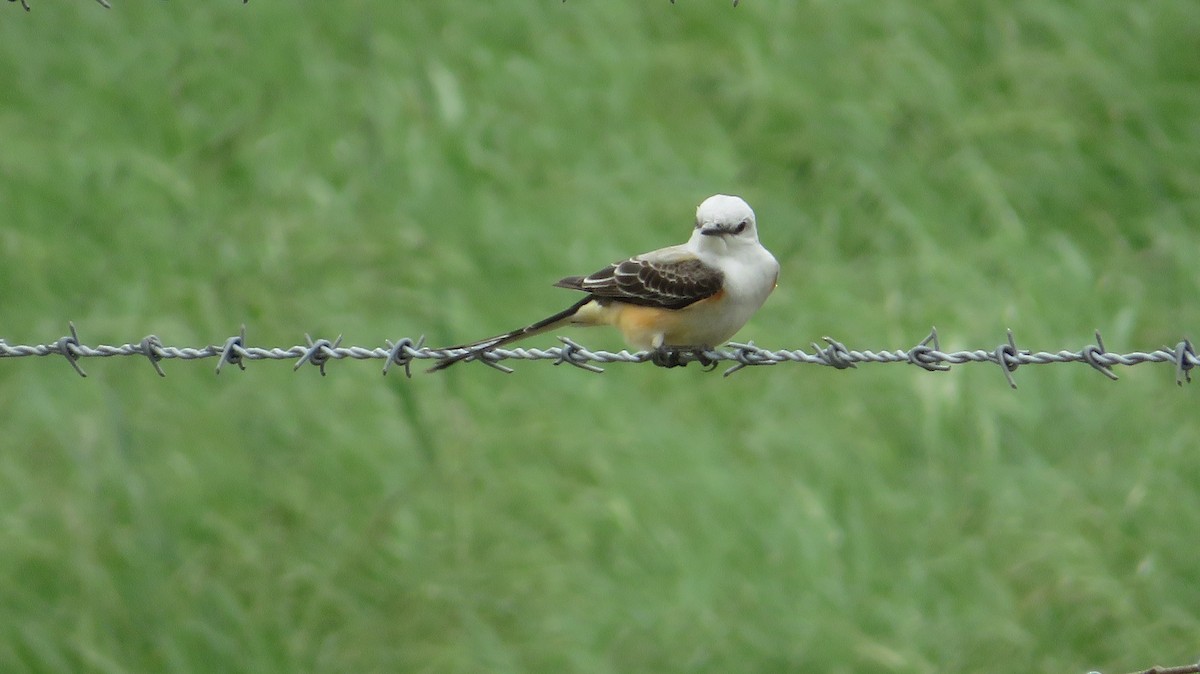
[1,2,1198,672]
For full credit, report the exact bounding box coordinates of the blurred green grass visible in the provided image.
[1,2,1198,673]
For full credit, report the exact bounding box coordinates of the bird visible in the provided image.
[430,194,779,371]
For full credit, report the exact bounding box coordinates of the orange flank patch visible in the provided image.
[614,306,677,350]
[610,289,726,350]
[615,304,677,331]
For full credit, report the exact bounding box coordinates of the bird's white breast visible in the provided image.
[683,243,779,346]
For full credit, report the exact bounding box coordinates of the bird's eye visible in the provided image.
[735,220,748,234]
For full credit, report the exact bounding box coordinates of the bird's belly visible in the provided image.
[612,289,767,349]
[666,293,758,346]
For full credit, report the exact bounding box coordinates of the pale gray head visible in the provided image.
[693,194,758,244]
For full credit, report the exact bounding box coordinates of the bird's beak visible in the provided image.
[698,224,724,236]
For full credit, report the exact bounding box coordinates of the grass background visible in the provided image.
[1,2,1198,672]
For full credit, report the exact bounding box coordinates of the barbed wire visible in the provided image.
[0,323,1194,387]
[9,0,111,9]
[9,0,742,11]
[7,0,248,10]
[1093,663,1200,674]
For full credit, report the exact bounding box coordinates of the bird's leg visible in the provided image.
[650,345,683,368]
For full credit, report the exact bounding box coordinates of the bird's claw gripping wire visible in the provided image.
[649,345,716,370]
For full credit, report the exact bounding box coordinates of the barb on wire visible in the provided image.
[994,328,1024,389]
[0,323,1196,386]
[139,335,167,378]
[54,322,88,378]
[294,334,342,376]
[383,336,423,378]
[215,325,247,375]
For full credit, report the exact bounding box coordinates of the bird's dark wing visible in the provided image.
[555,255,723,310]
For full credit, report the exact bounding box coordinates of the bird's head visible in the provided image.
[693,194,759,247]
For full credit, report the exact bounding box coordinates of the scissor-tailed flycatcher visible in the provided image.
[430,194,779,370]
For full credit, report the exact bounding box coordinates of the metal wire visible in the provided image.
[1091,663,1200,674]
[7,0,250,9]
[8,0,114,9]
[0,323,1194,387]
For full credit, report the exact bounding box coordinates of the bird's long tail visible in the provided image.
[428,297,593,371]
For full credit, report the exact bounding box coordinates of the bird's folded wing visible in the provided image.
[555,254,724,310]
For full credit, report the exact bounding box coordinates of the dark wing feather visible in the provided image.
[555,257,723,310]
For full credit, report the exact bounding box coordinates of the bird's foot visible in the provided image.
[650,345,717,370]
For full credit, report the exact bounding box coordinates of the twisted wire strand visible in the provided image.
[0,324,1194,387]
